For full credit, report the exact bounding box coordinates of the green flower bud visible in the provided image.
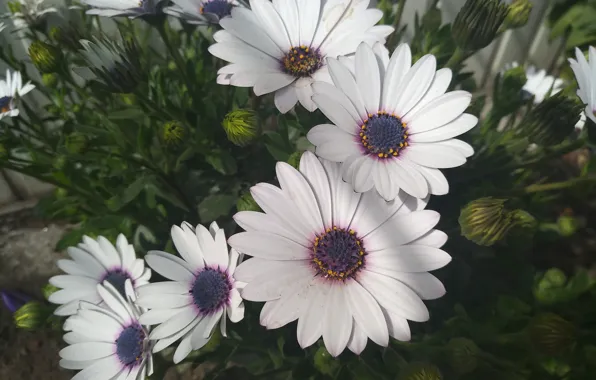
[222,109,260,147]
[398,363,443,380]
[529,313,575,356]
[503,0,533,29]
[29,40,63,74]
[53,155,67,170]
[7,1,21,14]
[287,151,303,169]
[65,132,88,154]
[541,358,571,377]
[314,346,341,376]
[452,0,509,51]
[120,94,136,106]
[41,73,58,88]
[161,121,186,146]
[543,268,567,288]
[520,94,583,146]
[236,191,261,212]
[493,65,527,113]
[14,301,50,330]
[557,215,578,237]
[41,284,59,301]
[459,197,513,246]
[55,187,68,198]
[447,338,480,375]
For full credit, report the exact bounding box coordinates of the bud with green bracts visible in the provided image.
[459,197,512,246]
[29,40,63,74]
[161,121,186,146]
[529,313,576,356]
[236,191,260,212]
[503,0,533,29]
[452,0,509,51]
[398,363,443,380]
[493,65,527,114]
[520,94,583,146]
[447,338,480,375]
[222,109,260,147]
[14,301,53,330]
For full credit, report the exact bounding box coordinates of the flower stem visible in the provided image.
[523,175,596,194]
[154,21,190,85]
[446,46,466,69]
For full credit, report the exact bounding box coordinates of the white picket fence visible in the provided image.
[0,0,557,206]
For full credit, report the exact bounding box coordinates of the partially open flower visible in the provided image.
[222,109,260,147]
[452,0,509,51]
[75,37,142,94]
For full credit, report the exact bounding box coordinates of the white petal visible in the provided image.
[327,58,367,119]
[299,151,333,228]
[228,232,309,260]
[436,139,475,158]
[391,55,437,116]
[240,262,314,302]
[70,355,121,380]
[250,0,291,51]
[295,80,318,112]
[137,282,188,298]
[390,159,429,199]
[415,165,449,196]
[403,144,466,169]
[363,210,440,249]
[297,284,328,348]
[368,245,451,272]
[139,308,181,326]
[312,93,360,133]
[219,11,283,58]
[261,277,314,329]
[355,43,381,115]
[345,280,389,346]
[171,225,204,270]
[382,309,411,341]
[347,321,368,355]
[322,284,352,357]
[274,85,298,113]
[405,68,452,118]
[358,270,429,322]
[382,43,412,111]
[404,91,472,133]
[173,332,193,364]
[410,114,477,142]
[312,82,362,126]
[144,251,194,283]
[373,160,399,201]
[59,342,115,361]
[233,211,307,245]
[136,294,192,309]
[150,307,198,340]
[315,139,361,162]
[411,229,448,248]
[352,156,375,193]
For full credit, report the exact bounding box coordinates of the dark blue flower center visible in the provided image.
[191,268,232,314]
[312,227,366,280]
[116,324,146,367]
[201,0,234,19]
[360,112,409,159]
[0,96,12,113]
[282,45,323,78]
[103,269,130,298]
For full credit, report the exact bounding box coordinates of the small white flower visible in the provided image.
[569,46,596,125]
[49,234,151,316]
[208,0,393,113]
[164,0,245,25]
[136,222,245,364]
[506,62,564,104]
[81,0,163,18]
[307,42,476,201]
[0,69,35,120]
[229,152,451,357]
[8,0,57,29]
[59,281,154,380]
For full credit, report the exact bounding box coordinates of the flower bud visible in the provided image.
[41,73,58,88]
[520,94,583,146]
[65,132,88,154]
[459,197,513,246]
[452,0,509,51]
[398,363,443,380]
[529,313,575,356]
[503,0,533,29]
[222,109,260,147]
[1,290,32,313]
[14,301,50,330]
[447,338,480,375]
[161,121,186,146]
[236,191,261,212]
[287,151,302,169]
[7,1,21,14]
[493,65,527,114]
[29,40,62,74]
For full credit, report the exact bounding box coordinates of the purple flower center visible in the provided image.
[191,268,232,314]
[360,112,409,159]
[0,96,12,114]
[282,45,323,78]
[116,324,146,367]
[103,269,131,297]
[200,0,234,19]
[312,227,366,280]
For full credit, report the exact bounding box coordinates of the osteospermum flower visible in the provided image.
[48,234,151,316]
[506,62,564,104]
[59,281,154,380]
[569,46,596,124]
[164,0,246,24]
[81,0,163,18]
[7,0,57,29]
[208,0,393,113]
[136,222,244,364]
[228,152,451,357]
[307,42,477,201]
[0,69,35,120]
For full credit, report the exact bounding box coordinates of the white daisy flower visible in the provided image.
[0,69,35,120]
[59,281,154,380]
[136,222,245,364]
[48,234,151,316]
[164,0,246,25]
[208,0,394,113]
[506,62,564,104]
[228,151,451,357]
[569,46,596,125]
[307,42,476,201]
[7,0,57,29]
[81,0,163,18]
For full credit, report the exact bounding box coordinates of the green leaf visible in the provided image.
[198,194,236,222]
[107,107,146,121]
[107,176,148,211]
[55,228,87,251]
[205,150,238,175]
[175,146,196,171]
